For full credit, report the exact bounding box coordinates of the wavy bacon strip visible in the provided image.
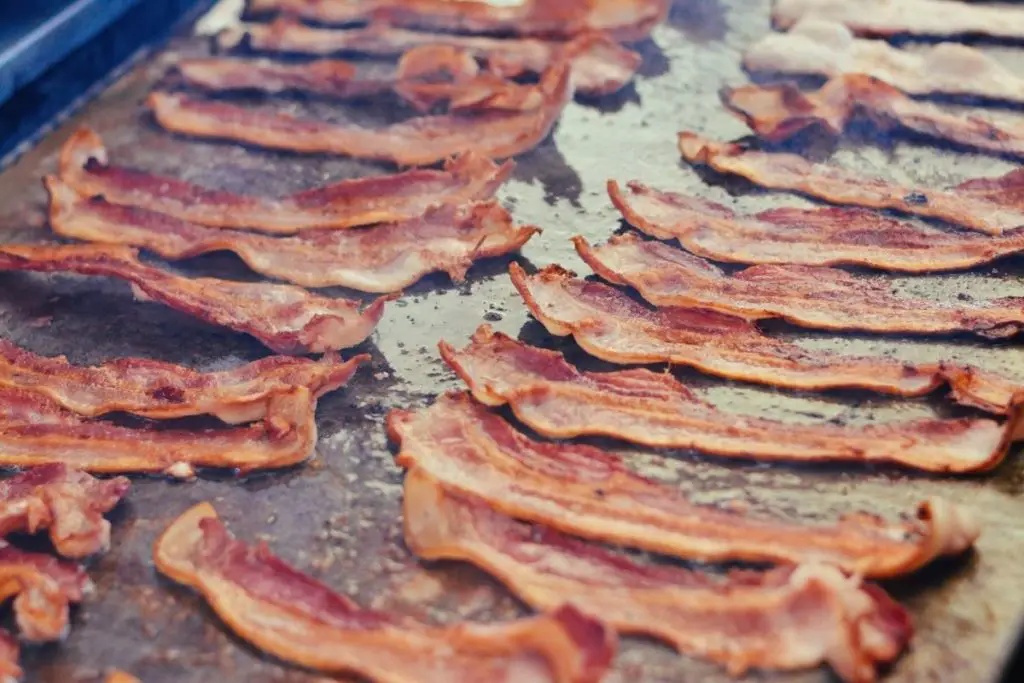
[575,233,1024,339]
[155,501,615,682]
[389,392,979,577]
[0,244,389,354]
[773,0,1024,41]
[48,177,540,293]
[608,180,1024,273]
[723,75,1024,158]
[58,128,512,233]
[440,325,1019,473]
[0,543,90,643]
[679,133,1024,236]
[404,469,913,682]
[509,263,1020,414]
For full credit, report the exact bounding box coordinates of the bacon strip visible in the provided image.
[722,75,1024,158]
[388,392,979,577]
[176,57,392,100]
[440,325,1019,473]
[58,128,512,233]
[403,468,913,682]
[0,244,390,355]
[0,543,90,643]
[743,19,1024,104]
[773,0,1024,41]
[47,177,540,293]
[509,263,1020,414]
[0,630,18,683]
[575,233,1024,339]
[154,501,615,682]
[608,180,1024,273]
[678,133,1024,236]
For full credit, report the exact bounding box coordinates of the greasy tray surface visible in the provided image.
[1,1,1023,681]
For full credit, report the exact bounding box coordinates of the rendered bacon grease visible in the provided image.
[404,469,913,682]
[388,392,980,577]
[154,502,615,682]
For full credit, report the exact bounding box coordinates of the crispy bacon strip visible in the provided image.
[773,0,1024,40]
[388,392,979,577]
[440,325,1019,473]
[608,180,1024,273]
[59,128,512,233]
[0,244,390,355]
[723,75,1024,158]
[0,630,18,683]
[48,177,540,293]
[744,19,1024,104]
[0,543,90,643]
[404,469,913,682]
[0,465,128,558]
[679,133,1024,236]
[575,233,1024,339]
[154,501,615,682]
[509,263,1020,414]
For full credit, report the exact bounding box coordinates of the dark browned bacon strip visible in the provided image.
[404,468,913,682]
[608,180,1024,273]
[388,392,979,578]
[0,244,390,354]
[0,543,90,643]
[47,176,539,293]
[509,263,1021,414]
[59,128,512,233]
[440,325,1019,473]
[154,501,615,682]
[679,133,1024,236]
[575,233,1024,339]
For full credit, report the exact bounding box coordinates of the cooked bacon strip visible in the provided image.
[0,244,389,355]
[0,630,18,683]
[723,75,1024,158]
[154,501,615,682]
[247,0,668,42]
[608,180,1024,273]
[440,325,1019,473]
[509,263,1020,414]
[104,672,140,683]
[744,19,1024,104]
[0,543,90,643]
[59,128,512,233]
[0,465,128,558]
[404,469,913,682]
[773,0,1024,41]
[48,177,540,293]
[575,233,1024,339]
[176,57,392,99]
[389,392,979,577]
[679,133,1024,236]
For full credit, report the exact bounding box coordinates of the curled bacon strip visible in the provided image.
[154,501,615,682]
[679,132,1024,236]
[509,263,1020,414]
[404,468,913,682]
[47,177,540,293]
[722,75,1024,158]
[0,543,90,643]
[0,244,390,355]
[388,392,979,577]
[440,325,1019,473]
[608,180,1024,273]
[575,233,1024,339]
[59,128,512,233]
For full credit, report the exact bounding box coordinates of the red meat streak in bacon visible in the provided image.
[509,263,1021,415]
[0,543,90,642]
[439,325,1021,473]
[678,132,1024,236]
[403,468,913,683]
[58,127,512,233]
[154,501,615,682]
[388,392,980,578]
[608,179,1024,273]
[47,177,540,293]
[0,244,391,355]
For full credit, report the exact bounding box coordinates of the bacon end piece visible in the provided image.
[0,543,90,643]
[0,631,19,683]
[404,468,913,682]
[154,501,615,682]
[0,244,390,355]
[678,132,1024,236]
[47,177,539,293]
